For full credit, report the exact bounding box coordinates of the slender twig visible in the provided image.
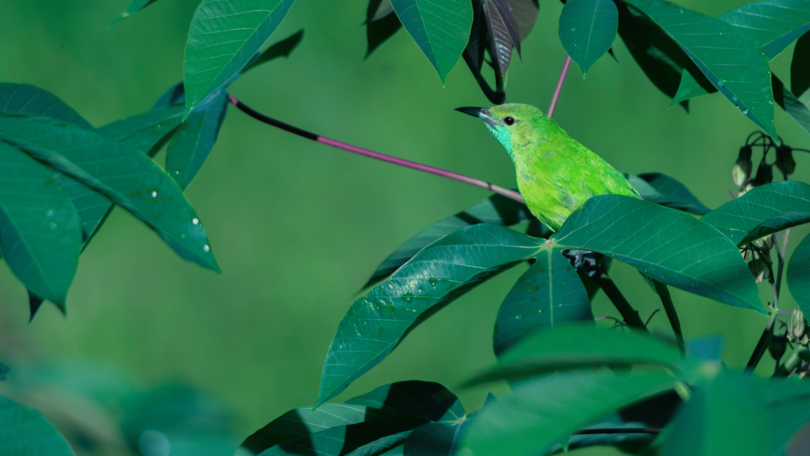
[228,94,525,204]
[746,305,780,371]
[652,280,685,356]
[596,276,648,331]
[574,428,661,435]
[547,56,572,119]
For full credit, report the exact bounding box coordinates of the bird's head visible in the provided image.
[455,103,546,162]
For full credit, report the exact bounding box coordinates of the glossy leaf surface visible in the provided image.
[719,0,810,59]
[559,0,618,75]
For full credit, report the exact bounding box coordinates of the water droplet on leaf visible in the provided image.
[192,218,199,225]
[151,191,157,198]
[401,293,414,304]
[203,244,210,252]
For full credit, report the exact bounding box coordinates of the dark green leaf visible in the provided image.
[493,247,593,357]
[0,396,75,456]
[390,0,473,84]
[346,381,464,423]
[670,69,714,106]
[98,105,184,155]
[627,173,711,215]
[183,0,295,118]
[365,0,403,58]
[462,372,679,456]
[654,374,768,456]
[0,363,8,380]
[761,380,810,455]
[719,0,810,59]
[165,89,229,190]
[362,194,538,289]
[258,422,417,456]
[792,31,810,99]
[0,115,219,272]
[507,0,539,40]
[615,3,693,110]
[559,0,618,75]
[553,196,763,314]
[624,0,777,138]
[243,29,305,73]
[469,324,688,387]
[52,172,112,244]
[111,0,159,26]
[0,142,81,311]
[701,181,810,246]
[787,232,810,316]
[462,0,506,104]
[152,83,186,111]
[0,84,92,129]
[403,421,473,456]
[317,224,541,406]
[348,431,413,456]
[772,73,810,137]
[237,404,426,456]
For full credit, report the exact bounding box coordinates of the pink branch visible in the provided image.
[547,56,572,119]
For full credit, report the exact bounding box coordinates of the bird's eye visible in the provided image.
[504,116,515,126]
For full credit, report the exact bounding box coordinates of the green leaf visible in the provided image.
[469,324,687,387]
[258,422,417,456]
[772,74,810,137]
[626,173,711,215]
[243,29,305,73]
[493,246,593,357]
[361,194,539,289]
[0,362,9,380]
[615,2,692,110]
[624,0,777,139]
[365,0,403,58]
[346,381,464,423]
[761,380,810,455]
[508,0,539,40]
[347,431,412,456]
[0,396,75,456]
[0,115,219,272]
[318,224,541,406]
[462,371,679,456]
[165,89,229,190]
[110,0,159,26]
[654,374,768,456]
[183,0,295,118]
[98,105,184,155]
[390,0,473,84]
[559,0,618,76]
[701,181,810,246]
[237,404,426,456]
[719,0,810,59]
[792,31,810,100]
[403,421,473,456]
[553,195,763,314]
[0,142,81,311]
[787,232,810,316]
[670,69,713,106]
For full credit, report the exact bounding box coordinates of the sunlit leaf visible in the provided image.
[0,396,75,456]
[317,224,541,406]
[554,196,763,314]
[462,371,679,456]
[366,0,403,58]
[626,172,711,215]
[787,232,810,316]
[493,247,593,357]
[701,181,810,246]
[0,115,219,272]
[183,0,295,118]
[624,0,777,138]
[793,31,810,100]
[243,29,305,73]
[111,0,160,26]
[390,0,473,84]
[559,0,618,75]
[719,0,810,59]
[0,142,81,311]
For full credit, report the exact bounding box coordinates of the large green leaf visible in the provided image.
[318,224,541,406]
[719,0,810,59]
[559,0,618,76]
[111,0,160,25]
[462,372,679,456]
[701,181,810,246]
[183,0,295,118]
[257,422,417,456]
[654,374,768,456]
[627,173,711,215]
[348,431,412,456]
[553,195,763,314]
[624,0,777,138]
[0,396,75,456]
[98,105,184,155]
[346,381,464,423]
[362,194,538,289]
[493,247,593,357]
[0,142,81,311]
[773,74,810,137]
[787,232,810,316]
[762,380,810,455]
[403,421,472,456]
[390,0,473,84]
[0,115,219,272]
[470,324,688,387]
[792,31,810,100]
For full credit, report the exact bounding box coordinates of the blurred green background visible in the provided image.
[0,0,808,454]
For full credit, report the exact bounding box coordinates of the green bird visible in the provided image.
[456,103,639,232]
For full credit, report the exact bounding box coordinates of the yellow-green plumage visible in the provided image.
[460,103,639,231]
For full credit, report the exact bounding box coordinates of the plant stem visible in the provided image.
[653,280,685,356]
[574,428,661,435]
[773,346,810,377]
[547,56,572,119]
[746,305,780,371]
[228,94,525,204]
[596,276,648,331]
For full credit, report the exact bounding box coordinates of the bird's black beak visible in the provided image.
[455,107,484,118]
[455,106,498,128]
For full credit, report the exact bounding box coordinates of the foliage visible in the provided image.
[3,0,810,455]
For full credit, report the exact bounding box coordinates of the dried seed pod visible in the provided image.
[754,162,773,185]
[769,336,787,361]
[733,145,753,186]
[776,145,796,177]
